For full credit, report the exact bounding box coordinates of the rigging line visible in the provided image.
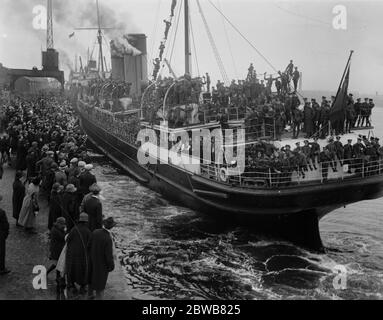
[169,0,183,66]
[197,0,229,85]
[217,0,238,80]
[149,0,163,65]
[273,4,331,27]
[207,0,278,73]
[189,11,200,76]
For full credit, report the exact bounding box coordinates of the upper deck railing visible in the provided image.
[200,157,383,189]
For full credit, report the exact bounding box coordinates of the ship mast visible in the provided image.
[96,0,105,77]
[184,0,191,76]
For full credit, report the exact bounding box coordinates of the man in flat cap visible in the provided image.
[89,217,116,300]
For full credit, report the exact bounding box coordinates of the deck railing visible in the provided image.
[200,157,383,188]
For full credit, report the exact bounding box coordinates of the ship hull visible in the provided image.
[78,110,383,251]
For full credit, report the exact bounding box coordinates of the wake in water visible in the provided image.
[91,156,383,300]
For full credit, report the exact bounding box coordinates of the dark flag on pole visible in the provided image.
[69,32,75,38]
[329,51,353,125]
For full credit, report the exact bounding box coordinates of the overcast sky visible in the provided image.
[0,0,382,94]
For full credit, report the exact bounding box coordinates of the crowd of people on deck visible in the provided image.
[141,61,376,138]
[0,92,116,300]
[242,134,383,186]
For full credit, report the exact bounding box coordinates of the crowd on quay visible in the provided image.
[0,92,117,300]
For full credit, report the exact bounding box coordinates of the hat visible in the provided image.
[56,217,66,225]
[66,184,77,193]
[52,182,61,191]
[15,171,24,179]
[84,164,93,171]
[42,145,49,152]
[59,161,67,168]
[103,217,117,230]
[79,213,89,222]
[357,137,362,141]
[89,183,101,193]
[51,162,58,169]
[78,161,86,168]
[70,157,79,164]
[47,151,54,156]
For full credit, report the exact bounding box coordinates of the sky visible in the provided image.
[0,0,382,95]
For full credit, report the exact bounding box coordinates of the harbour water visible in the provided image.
[91,107,383,300]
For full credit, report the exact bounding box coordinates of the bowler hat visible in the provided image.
[56,217,66,225]
[52,182,61,191]
[85,164,93,170]
[66,184,77,193]
[79,213,89,222]
[89,183,101,193]
[103,217,117,230]
[70,158,79,164]
[78,161,86,168]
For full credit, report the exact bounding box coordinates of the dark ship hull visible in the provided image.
[77,103,383,251]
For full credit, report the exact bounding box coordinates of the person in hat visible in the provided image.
[0,195,10,275]
[66,212,92,296]
[62,184,79,232]
[83,183,103,232]
[55,161,68,187]
[47,217,66,274]
[343,139,354,172]
[79,163,97,200]
[89,217,116,300]
[37,150,55,177]
[334,136,344,166]
[68,158,79,180]
[47,216,67,299]
[18,177,40,234]
[353,138,366,174]
[48,183,63,230]
[12,171,25,227]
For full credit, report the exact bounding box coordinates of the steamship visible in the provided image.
[71,0,383,251]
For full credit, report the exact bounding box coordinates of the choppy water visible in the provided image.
[89,158,382,300]
[89,108,383,300]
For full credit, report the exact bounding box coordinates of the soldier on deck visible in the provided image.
[285,60,294,77]
[345,99,355,133]
[302,140,314,171]
[164,20,172,40]
[292,67,300,92]
[311,98,320,133]
[343,139,354,173]
[292,107,303,139]
[319,147,332,181]
[303,100,314,138]
[334,136,344,165]
[326,136,338,172]
[309,137,320,170]
[354,98,362,127]
[353,137,366,173]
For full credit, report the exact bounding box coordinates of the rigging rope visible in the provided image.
[189,11,200,76]
[149,0,163,73]
[197,0,229,85]
[217,0,238,80]
[207,0,278,73]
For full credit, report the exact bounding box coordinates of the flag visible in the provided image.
[329,62,350,123]
[69,32,75,38]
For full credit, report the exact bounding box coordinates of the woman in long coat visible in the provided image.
[12,171,25,226]
[18,177,40,233]
[66,213,92,293]
[62,184,79,231]
[48,183,63,230]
